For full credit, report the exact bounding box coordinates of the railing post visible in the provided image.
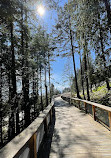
[84,102,87,114]
[29,133,37,158]
[29,135,33,158]
[74,100,76,107]
[108,112,111,131]
[92,105,96,121]
[75,101,77,107]
[78,101,80,110]
[34,133,37,158]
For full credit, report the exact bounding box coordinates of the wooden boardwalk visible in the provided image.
[49,97,111,158]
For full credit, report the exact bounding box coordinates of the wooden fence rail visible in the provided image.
[0,101,54,158]
[61,96,111,131]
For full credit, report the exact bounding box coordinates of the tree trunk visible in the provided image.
[8,112,15,140]
[100,27,110,90]
[86,51,93,93]
[84,53,90,101]
[33,71,37,118]
[40,67,43,111]
[48,54,51,103]
[10,22,16,98]
[21,3,25,99]
[36,55,39,116]
[0,109,2,146]
[9,21,16,139]
[0,40,3,146]
[20,3,26,129]
[24,47,30,127]
[103,0,111,33]
[24,4,30,127]
[69,28,81,99]
[80,53,86,99]
[83,38,90,101]
[45,65,48,107]
[8,71,11,103]
[16,107,20,135]
[90,84,92,93]
[33,71,35,117]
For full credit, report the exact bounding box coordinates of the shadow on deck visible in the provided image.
[37,109,55,158]
[38,97,111,158]
[37,99,73,158]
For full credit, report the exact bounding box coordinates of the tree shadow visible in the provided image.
[37,97,111,158]
[37,109,56,158]
[54,99,71,107]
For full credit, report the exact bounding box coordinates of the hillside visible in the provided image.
[90,83,111,106]
[63,82,111,107]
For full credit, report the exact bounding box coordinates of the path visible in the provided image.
[49,97,111,158]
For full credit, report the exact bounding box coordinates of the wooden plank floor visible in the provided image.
[49,97,111,158]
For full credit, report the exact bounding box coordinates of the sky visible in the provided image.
[17,0,70,93]
[16,0,96,93]
[35,0,95,92]
[36,0,81,91]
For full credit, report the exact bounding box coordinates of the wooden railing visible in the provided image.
[61,96,111,131]
[0,101,54,158]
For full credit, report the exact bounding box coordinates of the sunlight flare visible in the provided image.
[37,5,45,16]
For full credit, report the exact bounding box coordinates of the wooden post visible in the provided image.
[108,111,111,131]
[74,100,76,107]
[29,136,33,158]
[29,134,35,158]
[29,133,37,158]
[92,105,96,121]
[33,133,37,158]
[75,101,77,107]
[84,102,87,114]
[78,101,80,110]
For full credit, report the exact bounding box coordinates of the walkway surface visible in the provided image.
[50,97,111,158]
[38,97,111,158]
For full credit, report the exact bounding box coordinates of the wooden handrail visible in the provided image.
[61,96,111,131]
[71,98,111,112]
[0,101,54,158]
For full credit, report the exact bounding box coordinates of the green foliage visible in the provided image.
[92,85,107,93]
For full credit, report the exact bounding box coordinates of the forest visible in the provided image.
[0,0,111,149]
[55,0,111,104]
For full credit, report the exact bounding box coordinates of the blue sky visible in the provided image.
[37,0,81,91]
[17,0,71,93]
[35,0,95,91]
[16,0,95,93]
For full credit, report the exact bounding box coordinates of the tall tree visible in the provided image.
[54,5,81,98]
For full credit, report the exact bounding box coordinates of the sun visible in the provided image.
[37,5,45,16]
